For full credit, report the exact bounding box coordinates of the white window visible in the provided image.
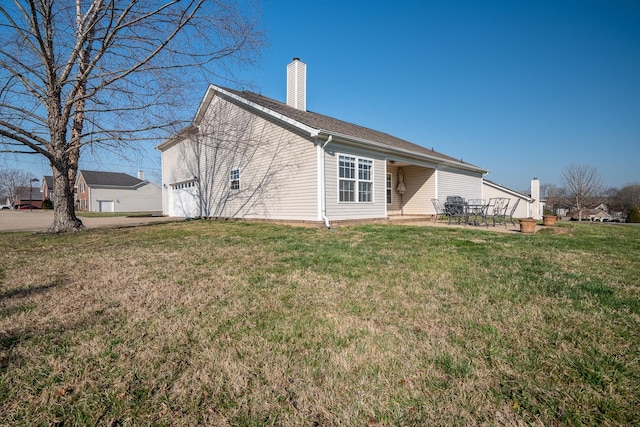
[386,173,392,204]
[80,183,85,193]
[230,168,240,190]
[338,154,373,203]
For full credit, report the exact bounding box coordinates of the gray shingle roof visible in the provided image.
[79,170,143,187]
[15,187,43,201]
[218,86,483,170]
[43,175,53,189]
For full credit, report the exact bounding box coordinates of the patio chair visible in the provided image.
[485,198,506,227]
[431,198,451,222]
[507,198,520,226]
[491,198,510,227]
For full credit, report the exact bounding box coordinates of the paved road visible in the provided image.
[0,210,178,233]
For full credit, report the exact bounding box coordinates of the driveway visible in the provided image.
[0,210,178,233]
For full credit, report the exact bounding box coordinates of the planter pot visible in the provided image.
[542,215,558,226]
[519,218,537,234]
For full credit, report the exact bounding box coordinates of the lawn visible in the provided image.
[0,221,638,425]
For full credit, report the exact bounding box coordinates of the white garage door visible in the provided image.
[170,188,198,218]
[98,200,115,212]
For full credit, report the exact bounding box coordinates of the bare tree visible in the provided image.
[0,0,263,232]
[0,168,33,207]
[561,163,604,221]
[173,100,286,218]
[613,183,640,213]
[540,183,568,213]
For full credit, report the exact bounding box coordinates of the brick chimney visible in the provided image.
[287,58,306,111]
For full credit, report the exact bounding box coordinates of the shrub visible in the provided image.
[41,199,53,210]
[627,205,640,223]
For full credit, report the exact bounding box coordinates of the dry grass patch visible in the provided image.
[1,221,639,425]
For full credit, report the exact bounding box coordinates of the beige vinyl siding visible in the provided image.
[323,142,386,220]
[393,165,436,215]
[437,167,483,201]
[214,97,317,220]
[163,95,318,220]
[482,182,530,219]
[161,142,189,215]
[90,183,162,212]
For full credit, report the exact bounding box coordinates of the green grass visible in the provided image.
[0,221,638,425]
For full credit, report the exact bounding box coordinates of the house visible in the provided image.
[594,203,609,213]
[41,175,54,200]
[569,208,612,222]
[158,58,493,225]
[482,179,535,219]
[13,186,43,208]
[75,170,161,212]
[587,208,612,222]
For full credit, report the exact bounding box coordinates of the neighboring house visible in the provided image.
[569,208,612,222]
[554,207,570,218]
[594,203,608,212]
[482,179,534,219]
[158,58,490,224]
[588,209,612,222]
[42,175,54,200]
[75,170,161,212]
[13,187,43,208]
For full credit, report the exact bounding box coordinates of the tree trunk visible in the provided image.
[49,163,83,233]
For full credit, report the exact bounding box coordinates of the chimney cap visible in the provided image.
[293,57,300,61]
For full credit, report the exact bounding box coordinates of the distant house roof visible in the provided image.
[570,208,611,218]
[43,175,54,189]
[78,170,145,188]
[14,186,43,201]
[159,85,488,174]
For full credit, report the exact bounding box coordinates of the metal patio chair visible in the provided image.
[490,198,510,227]
[507,198,520,226]
[431,198,451,222]
[485,198,503,226]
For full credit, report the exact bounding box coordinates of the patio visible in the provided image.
[387,214,541,234]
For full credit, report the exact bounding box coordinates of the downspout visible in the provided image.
[319,135,333,228]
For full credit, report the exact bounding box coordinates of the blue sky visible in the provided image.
[6,0,639,192]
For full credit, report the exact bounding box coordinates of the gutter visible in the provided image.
[319,135,333,228]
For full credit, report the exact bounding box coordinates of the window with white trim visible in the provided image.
[338,154,373,203]
[386,173,392,204]
[230,168,240,190]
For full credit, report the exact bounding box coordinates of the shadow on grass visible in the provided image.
[0,278,69,358]
[0,280,65,302]
[0,301,117,372]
